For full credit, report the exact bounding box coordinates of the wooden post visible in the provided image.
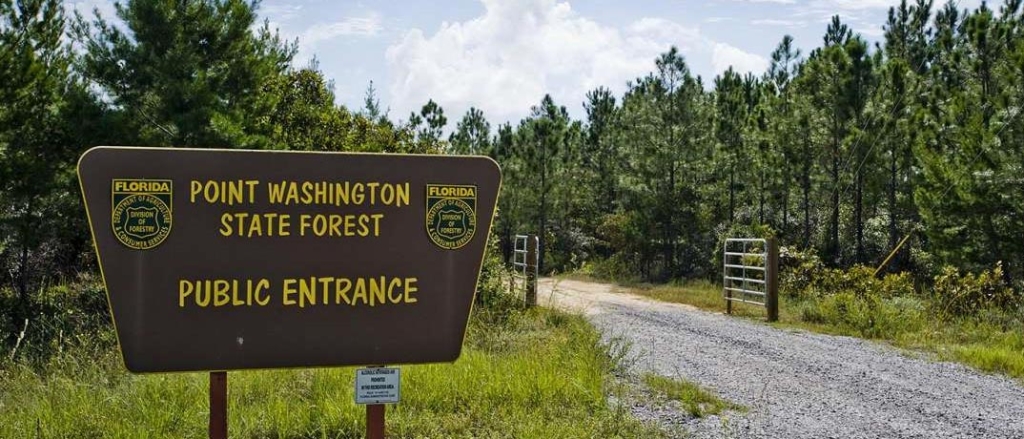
[766,238,779,322]
[209,371,227,439]
[366,404,385,439]
[525,235,538,307]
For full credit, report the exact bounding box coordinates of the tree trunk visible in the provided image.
[539,187,547,274]
[539,141,548,274]
[668,162,677,276]
[888,142,898,259]
[830,151,840,265]
[16,198,35,308]
[782,164,790,238]
[829,99,841,266]
[802,141,811,248]
[759,166,766,225]
[729,162,736,223]
[855,168,864,264]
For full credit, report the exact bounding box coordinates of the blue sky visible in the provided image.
[68,0,985,126]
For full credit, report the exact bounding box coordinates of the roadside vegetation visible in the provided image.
[641,373,744,418]
[489,0,1024,385]
[4,0,1024,435]
[0,248,662,438]
[571,247,1024,381]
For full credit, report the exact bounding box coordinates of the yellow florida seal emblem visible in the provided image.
[111,179,172,250]
[426,184,477,250]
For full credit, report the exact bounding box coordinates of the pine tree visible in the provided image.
[583,87,619,217]
[0,0,97,303]
[449,107,490,155]
[415,99,447,148]
[72,0,295,148]
[766,35,802,238]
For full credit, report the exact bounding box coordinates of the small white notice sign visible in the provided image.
[355,367,400,405]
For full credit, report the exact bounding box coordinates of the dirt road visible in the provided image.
[539,278,1024,439]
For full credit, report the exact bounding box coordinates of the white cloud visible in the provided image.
[301,14,382,46]
[802,0,988,22]
[799,0,902,36]
[860,26,884,37]
[751,18,806,28]
[628,17,706,53]
[259,1,303,22]
[67,0,118,20]
[279,12,383,67]
[712,42,768,75]
[66,0,123,53]
[385,0,764,125]
[815,0,893,11]
[731,0,797,4]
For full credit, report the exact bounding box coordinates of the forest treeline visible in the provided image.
[1,0,441,313]
[2,0,1024,323]
[486,0,1024,287]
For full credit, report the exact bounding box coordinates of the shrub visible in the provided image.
[473,232,526,328]
[1,274,116,367]
[932,262,1020,318]
[782,258,915,301]
[586,254,639,282]
[782,256,922,338]
[798,291,926,339]
[779,246,823,299]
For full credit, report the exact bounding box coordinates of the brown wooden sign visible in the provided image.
[78,146,501,373]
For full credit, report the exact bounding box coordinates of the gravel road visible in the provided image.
[538,278,1024,439]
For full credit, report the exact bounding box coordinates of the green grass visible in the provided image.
[564,273,1024,382]
[0,305,661,438]
[641,373,743,418]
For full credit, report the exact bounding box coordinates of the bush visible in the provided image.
[584,254,640,283]
[932,262,1020,318]
[798,292,926,339]
[781,256,922,338]
[779,246,823,298]
[782,255,915,301]
[1,274,116,367]
[472,231,526,328]
[813,266,914,299]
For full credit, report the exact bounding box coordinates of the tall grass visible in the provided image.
[1,233,665,438]
[0,297,660,438]
[641,373,743,418]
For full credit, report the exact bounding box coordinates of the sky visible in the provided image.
[67,0,986,127]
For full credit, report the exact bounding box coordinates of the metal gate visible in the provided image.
[513,234,539,306]
[723,238,779,321]
[513,235,534,276]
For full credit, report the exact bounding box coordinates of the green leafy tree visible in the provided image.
[266,67,353,151]
[843,35,875,264]
[72,0,296,148]
[916,1,1024,281]
[616,48,707,279]
[1,0,121,312]
[583,87,619,213]
[516,95,571,272]
[713,68,748,224]
[1,0,71,302]
[766,35,802,237]
[362,80,384,122]
[449,107,490,155]
[415,99,447,149]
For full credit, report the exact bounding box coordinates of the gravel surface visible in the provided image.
[539,278,1024,439]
